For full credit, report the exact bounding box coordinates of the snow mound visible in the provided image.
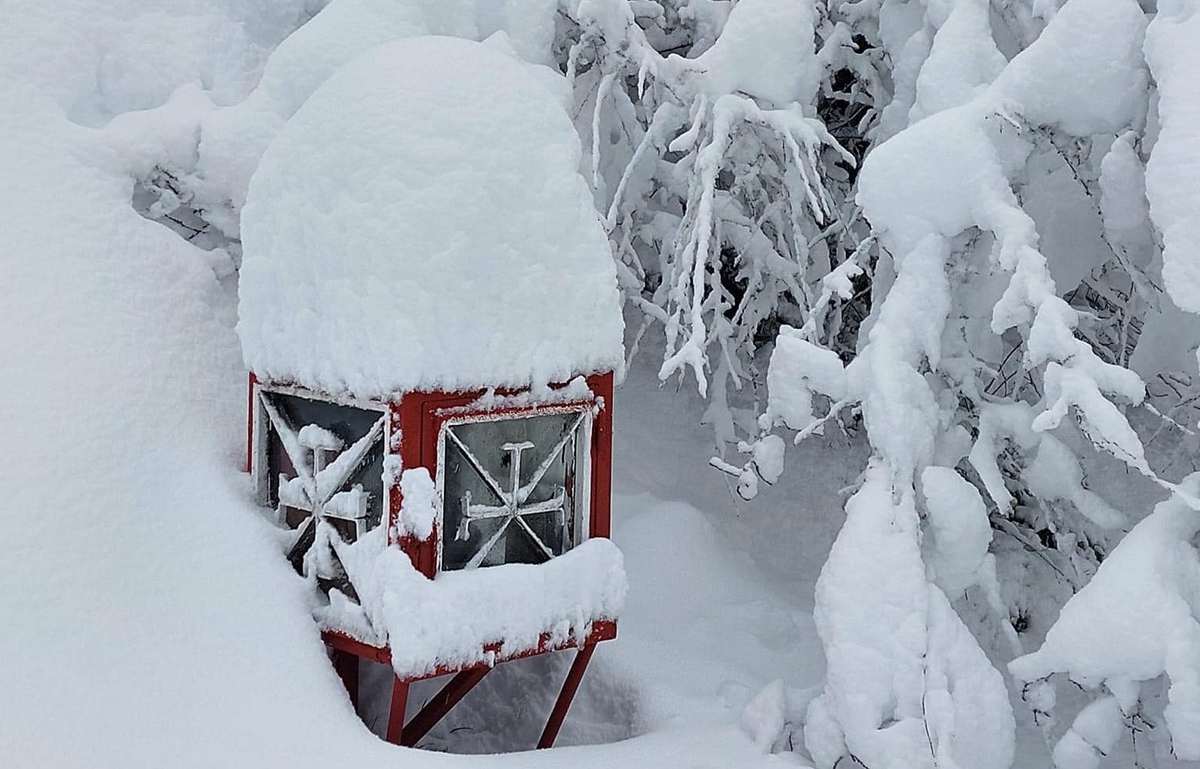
[238,35,623,399]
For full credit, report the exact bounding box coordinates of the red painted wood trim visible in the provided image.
[387,400,404,548]
[586,371,614,539]
[407,393,439,577]
[400,666,491,747]
[323,632,393,665]
[538,643,597,749]
[389,395,438,575]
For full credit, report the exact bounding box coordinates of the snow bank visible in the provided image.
[1010,474,1200,760]
[0,0,305,124]
[238,36,623,399]
[324,531,626,678]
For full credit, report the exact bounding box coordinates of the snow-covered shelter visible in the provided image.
[237,36,626,748]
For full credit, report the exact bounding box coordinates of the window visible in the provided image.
[438,409,591,570]
[258,389,386,575]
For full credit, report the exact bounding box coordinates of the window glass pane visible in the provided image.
[265,393,385,538]
[441,411,584,571]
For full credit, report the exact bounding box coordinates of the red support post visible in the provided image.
[245,372,257,474]
[537,644,597,749]
[385,678,410,745]
[400,667,491,747]
[587,372,614,539]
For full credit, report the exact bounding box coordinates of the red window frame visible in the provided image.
[387,372,613,578]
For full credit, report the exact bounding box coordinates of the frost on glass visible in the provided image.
[440,411,587,571]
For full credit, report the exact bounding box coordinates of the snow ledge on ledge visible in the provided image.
[316,529,627,679]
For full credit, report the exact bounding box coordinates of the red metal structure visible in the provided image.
[246,371,616,749]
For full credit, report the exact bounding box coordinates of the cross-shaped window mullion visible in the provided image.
[313,416,385,506]
[511,509,558,561]
[459,489,564,568]
[463,516,516,569]
[445,427,509,504]
[454,435,562,568]
[262,388,384,523]
[260,394,318,503]
[444,411,587,571]
[516,412,585,504]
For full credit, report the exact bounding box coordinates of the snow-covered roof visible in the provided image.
[238,36,624,400]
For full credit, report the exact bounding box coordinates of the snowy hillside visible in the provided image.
[3,1,1199,769]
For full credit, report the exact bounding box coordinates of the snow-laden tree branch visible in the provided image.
[728,0,1200,763]
[563,0,857,413]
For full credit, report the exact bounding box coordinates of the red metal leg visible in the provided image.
[538,644,596,749]
[331,650,359,712]
[245,372,256,474]
[400,667,491,747]
[385,678,410,745]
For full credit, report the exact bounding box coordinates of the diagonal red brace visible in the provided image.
[385,679,410,745]
[538,644,596,749]
[400,666,491,747]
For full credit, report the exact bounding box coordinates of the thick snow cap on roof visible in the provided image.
[238,36,624,399]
